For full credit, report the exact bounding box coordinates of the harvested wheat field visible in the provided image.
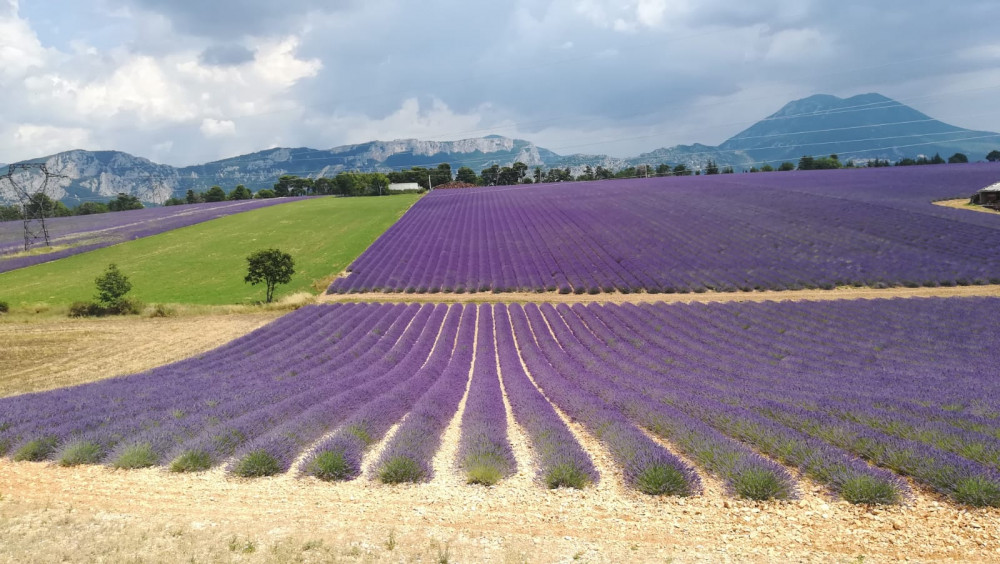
[0,311,282,398]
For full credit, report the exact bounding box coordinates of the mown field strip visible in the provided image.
[319,283,1000,305]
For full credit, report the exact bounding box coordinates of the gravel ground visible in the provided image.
[2,456,997,563]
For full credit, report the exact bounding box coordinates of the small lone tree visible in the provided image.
[245,249,294,303]
[95,263,132,307]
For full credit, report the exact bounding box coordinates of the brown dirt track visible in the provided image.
[3,286,1000,562]
[319,283,1000,305]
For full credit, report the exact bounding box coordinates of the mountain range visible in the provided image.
[2,93,999,205]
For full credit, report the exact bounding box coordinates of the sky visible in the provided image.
[2,0,1000,166]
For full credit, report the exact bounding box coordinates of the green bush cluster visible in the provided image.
[68,264,142,317]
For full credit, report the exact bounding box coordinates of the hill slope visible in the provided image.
[0,195,420,306]
[2,93,998,204]
[718,93,1000,166]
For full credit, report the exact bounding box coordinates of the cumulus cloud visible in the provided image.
[0,1,47,80]
[200,118,237,138]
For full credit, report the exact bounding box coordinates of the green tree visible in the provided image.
[672,164,691,176]
[480,164,501,186]
[987,150,1000,162]
[162,197,185,206]
[108,193,144,212]
[705,159,719,175]
[313,177,335,195]
[367,173,390,196]
[0,205,22,221]
[273,176,294,197]
[948,153,969,164]
[255,189,276,199]
[929,153,946,165]
[186,189,203,204]
[75,202,110,215]
[655,164,672,176]
[778,162,796,171]
[204,185,227,202]
[95,263,132,307]
[761,164,775,172]
[533,166,544,183]
[455,166,477,184]
[228,185,253,200]
[245,249,295,303]
[288,177,314,196]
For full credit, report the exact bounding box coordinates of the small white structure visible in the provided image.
[388,182,421,192]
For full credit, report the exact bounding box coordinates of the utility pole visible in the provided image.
[1,163,66,252]
[428,172,432,191]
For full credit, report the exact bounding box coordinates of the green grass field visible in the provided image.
[0,195,420,307]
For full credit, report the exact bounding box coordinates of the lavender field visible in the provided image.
[4,298,998,506]
[0,198,310,274]
[329,164,1000,294]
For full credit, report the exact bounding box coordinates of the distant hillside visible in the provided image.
[718,93,1000,167]
[2,93,998,205]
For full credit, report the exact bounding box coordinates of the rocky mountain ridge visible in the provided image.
[3,93,998,205]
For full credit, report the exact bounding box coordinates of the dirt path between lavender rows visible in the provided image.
[320,283,1000,305]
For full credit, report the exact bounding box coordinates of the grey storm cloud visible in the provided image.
[4,0,1000,165]
[117,0,357,36]
[199,44,255,66]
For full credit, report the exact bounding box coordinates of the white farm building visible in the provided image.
[388,182,422,192]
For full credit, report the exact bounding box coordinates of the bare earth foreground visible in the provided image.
[3,288,1000,562]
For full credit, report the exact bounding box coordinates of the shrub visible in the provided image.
[232,450,282,477]
[378,456,424,483]
[13,437,59,462]
[169,450,213,473]
[0,300,8,313]
[58,441,105,466]
[112,443,158,469]
[635,464,690,496]
[303,450,351,481]
[544,463,591,489]
[731,467,794,500]
[95,263,132,307]
[69,301,101,317]
[106,297,144,315]
[953,476,1000,507]
[838,475,902,505]
[149,303,175,317]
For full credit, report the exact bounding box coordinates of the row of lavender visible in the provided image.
[2,298,998,505]
[329,164,1000,294]
[0,198,310,274]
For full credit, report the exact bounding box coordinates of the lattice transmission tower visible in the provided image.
[1,163,66,252]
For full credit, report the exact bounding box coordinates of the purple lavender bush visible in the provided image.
[455,305,516,485]
[494,306,598,489]
[329,164,1000,294]
[372,305,477,483]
